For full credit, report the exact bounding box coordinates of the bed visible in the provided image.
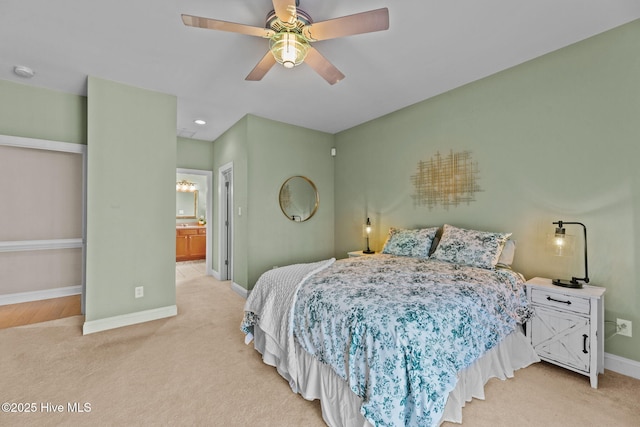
[241,224,539,426]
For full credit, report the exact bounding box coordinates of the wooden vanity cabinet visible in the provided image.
[176,226,206,261]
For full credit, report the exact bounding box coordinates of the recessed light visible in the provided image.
[14,65,35,78]
[194,119,206,125]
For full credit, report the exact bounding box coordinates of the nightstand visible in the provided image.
[347,250,375,257]
[525,277,606,388]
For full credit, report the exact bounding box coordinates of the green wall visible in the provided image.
[177,136,214,170]
[0,80,86,144]
[245,115,335,287]
[212,116,249,286]
[212,115,335,290]
[85,77,177,322]
[335,21,640,362]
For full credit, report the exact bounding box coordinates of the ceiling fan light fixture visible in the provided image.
[269,32,309,69]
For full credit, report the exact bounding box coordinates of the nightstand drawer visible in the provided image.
[530,288,590,315]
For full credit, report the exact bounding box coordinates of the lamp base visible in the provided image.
[552,278,583,289]
[363,250,375,254]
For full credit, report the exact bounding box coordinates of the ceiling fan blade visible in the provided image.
[302,8,389,41]
[272,0,297,25]
[304,47,345,85]
[245,51,277,81]
[182,14,274,38]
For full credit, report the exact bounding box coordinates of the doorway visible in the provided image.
[176,168,213,278]
[218,163,233,281]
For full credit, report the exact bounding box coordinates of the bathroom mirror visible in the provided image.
[176,190,198,219]
[279,176,319,222]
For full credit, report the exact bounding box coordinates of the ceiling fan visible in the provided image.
[181,0,389,85]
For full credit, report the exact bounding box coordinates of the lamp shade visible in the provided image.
[363,217,374,254]
[362,218,374,238]
[270,32,309,68]
[547,229,575,257]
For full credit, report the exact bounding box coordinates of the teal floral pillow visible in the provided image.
[430,224,511,269]
[382,227,439,258]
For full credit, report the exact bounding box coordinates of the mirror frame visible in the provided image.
[176,189,198,219]
[279,176,319,222]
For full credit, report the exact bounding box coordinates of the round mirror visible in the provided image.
[279,176,319,222]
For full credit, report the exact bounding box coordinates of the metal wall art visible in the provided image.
[410,150,481,210]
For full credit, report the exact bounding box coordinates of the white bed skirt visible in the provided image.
[252,326,539,426]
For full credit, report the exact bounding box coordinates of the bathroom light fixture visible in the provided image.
[363,218,374,254]
[176,180,197,192]
[550,220,589,288]
[269,31,309,69]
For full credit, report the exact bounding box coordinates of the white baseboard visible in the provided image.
[605,352,640,380]
[0,285,82,306]
[231,282,248,299]
[82,305,177,335]
[211,270,246,298]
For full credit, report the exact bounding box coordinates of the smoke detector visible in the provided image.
[14,65,35,78]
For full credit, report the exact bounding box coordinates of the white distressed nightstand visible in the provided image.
[525,277,606,388]
[347,250,375,257]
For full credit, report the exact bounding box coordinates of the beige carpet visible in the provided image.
[1,276,638,427]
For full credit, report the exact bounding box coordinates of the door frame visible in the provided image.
[176,167,213,276]
[218,162,233,281]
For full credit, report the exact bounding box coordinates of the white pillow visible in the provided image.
[497,239,516,267]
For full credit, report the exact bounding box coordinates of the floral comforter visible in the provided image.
[291,254,531,427]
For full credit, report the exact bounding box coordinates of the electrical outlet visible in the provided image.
[134,286,144,299]
[616,318,632,337]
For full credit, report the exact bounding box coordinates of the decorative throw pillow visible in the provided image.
[381,227,439,258]
[430,224,511,269]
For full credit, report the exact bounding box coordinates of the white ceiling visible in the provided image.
[2,1,639,142]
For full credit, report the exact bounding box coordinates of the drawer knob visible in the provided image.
[547,295,571,305]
